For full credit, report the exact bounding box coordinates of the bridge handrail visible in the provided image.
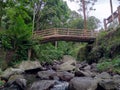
[33,28,97,38]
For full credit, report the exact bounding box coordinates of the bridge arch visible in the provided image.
[33,28,97,43]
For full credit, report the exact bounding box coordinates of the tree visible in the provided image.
[87,16,101,30]
[33,0,70,30]
[68,11,100,29]
[0,0,33,65]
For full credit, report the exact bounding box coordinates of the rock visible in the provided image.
[18,61,42,71]
[83,65,91,70]
[7,75,25,85]
[3,75,26,90]
[37,70,56,80]
[69,77,97,90]
[95,72,111,80]
[98,79,117,90]
[76,63,82,69]
[1,68,24,80]
[62,55,76,63]
[51,81,69,90]
[113,75,120,89]
[75,70,92,77]
[29,80,55,90]
[58,55,76,71]
[91,63,98,72]
[57,71,74,81]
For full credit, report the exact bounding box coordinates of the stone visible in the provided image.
[95,72,111,80]
[69,77,97,90]
[1,68,24,80]
[83,65,91,70]
[37,70,56,80]
[18,61,42,71]
[29,80,55,90]
[113,75,120,89]
[6,75,27,90]
[75,70,92,77]
[62,55,76,63]
[57,71,74,81]
[58,55,76,71]
[98,79,117,90]
[7,75,24,85]
[51,81,69,90]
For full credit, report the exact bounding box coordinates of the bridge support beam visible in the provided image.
[104,19,107,30]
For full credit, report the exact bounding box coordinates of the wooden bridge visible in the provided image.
[33,28,97,43]
[104,6,120,30]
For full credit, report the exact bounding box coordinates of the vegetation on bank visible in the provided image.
[88,26,120,73]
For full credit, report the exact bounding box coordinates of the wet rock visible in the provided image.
[37,70,56,80]
[69,77,97,90]
[1,84,23,90]
[57,71,74,81]
[1,68,23,80]
[51,81,69,90]
[29,80,55,90]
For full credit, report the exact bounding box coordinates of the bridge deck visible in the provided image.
[33,28,97,43]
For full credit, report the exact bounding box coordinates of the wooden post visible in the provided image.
[104,19,107,30]
[28,48,31,60]
[118,6,120,24]
[110,0,114,22]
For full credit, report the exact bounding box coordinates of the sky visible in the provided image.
[63,0,119,27]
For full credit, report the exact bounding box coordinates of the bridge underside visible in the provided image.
[39,35,96,43]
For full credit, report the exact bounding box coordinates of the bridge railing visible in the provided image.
[104,6,120,30]
[33,28,97,39]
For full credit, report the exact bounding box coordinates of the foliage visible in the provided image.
[87,16,100,30]
[33,41,83,63]
[33,42,63,63]
[68,11,100,29]
[34,0,70,30]
[0,80,5,87]
[97,56,120,74]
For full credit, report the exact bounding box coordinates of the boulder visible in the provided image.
[113,75,120,89]
[29,80,55,90]
[3,75,26,90]
[57,55,76,71]
[75,70,93,77]
[18,61,42,71]
[7,75,25,85]
[98,79,117,90]
[69,77,97,90]
[95,72,111,80]
[37,70,56,80]
[83,65,91,70]
[51,81,69,90]
[57,71,74,81]
[1,68,23,80]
